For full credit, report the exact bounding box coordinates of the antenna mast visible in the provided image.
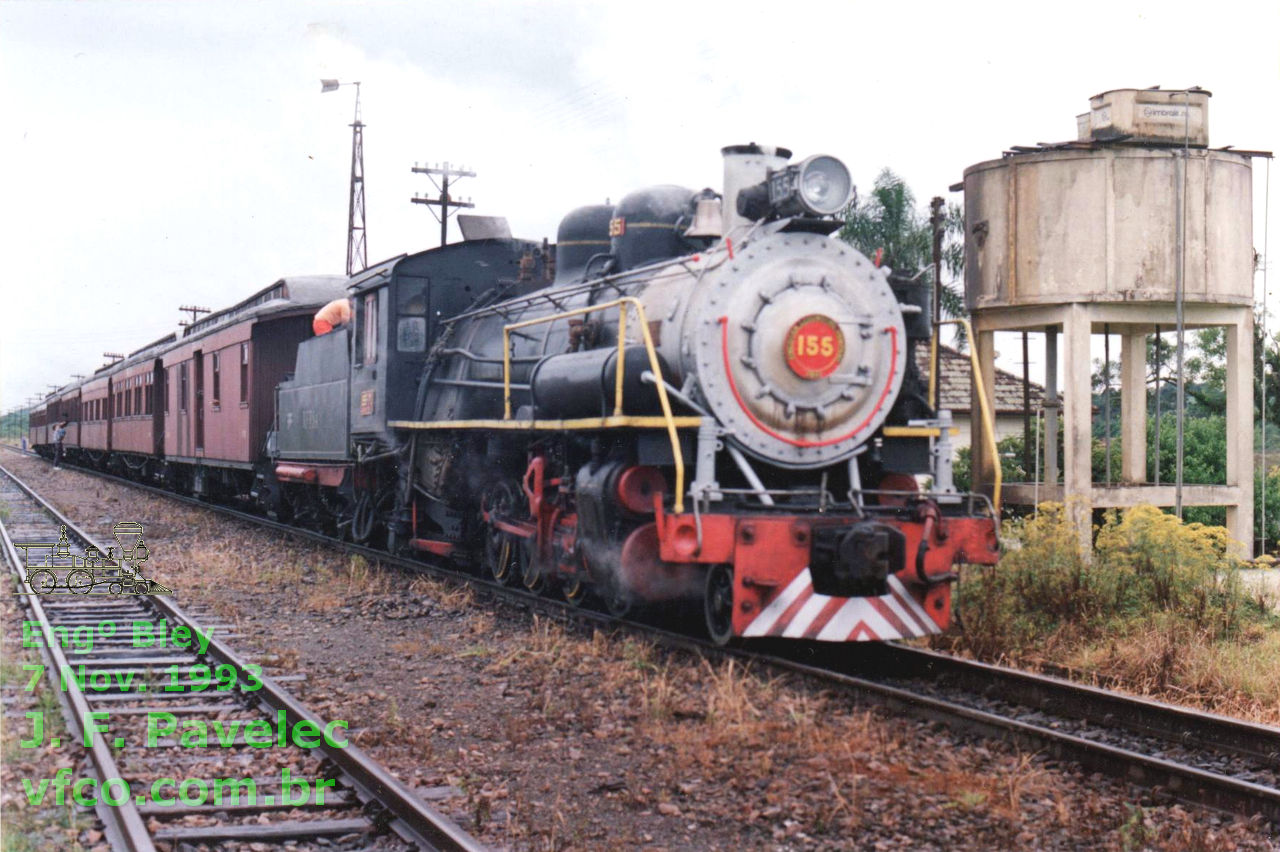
[321,79,367,276]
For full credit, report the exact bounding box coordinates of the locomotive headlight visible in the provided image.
[763,154,853,218]
[797,155,853,215]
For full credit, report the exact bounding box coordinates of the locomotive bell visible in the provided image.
[684,190,723,239]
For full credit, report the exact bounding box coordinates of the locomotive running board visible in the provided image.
[389,416,703,431]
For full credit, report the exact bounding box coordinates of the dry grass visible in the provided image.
[301,586,345,611]
[950,503,1280,724]
[408,574,476,611]
[624,656,1075,838]
[1064,620,1280,721]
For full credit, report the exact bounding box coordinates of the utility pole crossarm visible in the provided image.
[410,161,476,247]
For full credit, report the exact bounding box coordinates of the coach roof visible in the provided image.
[181,275,348,339]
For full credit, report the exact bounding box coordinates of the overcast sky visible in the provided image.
[3,0,1278,411]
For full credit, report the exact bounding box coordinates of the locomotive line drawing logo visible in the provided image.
[14,522,172,596]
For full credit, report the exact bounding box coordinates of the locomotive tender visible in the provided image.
[33,144,999,644]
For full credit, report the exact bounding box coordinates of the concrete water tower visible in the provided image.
[962,88,1262,549]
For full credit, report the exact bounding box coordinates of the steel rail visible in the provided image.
[848,643,1280,769]
[0,461,486,852]
[755,650,1280,826]
[0,501,156,852]
[7,446,1280,828]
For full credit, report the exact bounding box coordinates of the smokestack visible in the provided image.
[720,143,791,237]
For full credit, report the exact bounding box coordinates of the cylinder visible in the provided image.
[530,345,671,419]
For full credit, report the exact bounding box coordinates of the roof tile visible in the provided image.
[914,344,1045,414]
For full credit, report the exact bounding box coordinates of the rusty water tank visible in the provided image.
[963,145,1253,310]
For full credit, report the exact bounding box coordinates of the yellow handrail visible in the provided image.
[933,319,1001,510]
[502,297,688,513]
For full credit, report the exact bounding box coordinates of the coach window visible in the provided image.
[164,369,171,416]
[180,364,189,413]
[134,382,142,416]
[363,292,378,364]
[211,352,221,409]
[126,382,133,417]
[239,344,249,405]
[397,278,428,353]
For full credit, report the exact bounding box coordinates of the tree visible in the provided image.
[1166,319,1280,425]
[838,168,965,340]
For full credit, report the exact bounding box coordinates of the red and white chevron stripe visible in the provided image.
[741,570,939,641]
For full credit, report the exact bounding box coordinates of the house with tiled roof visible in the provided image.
[914,344,1045,450]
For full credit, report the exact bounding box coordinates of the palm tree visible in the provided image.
[838,168,966,344]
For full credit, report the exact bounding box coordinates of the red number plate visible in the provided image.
[784,315,844,379]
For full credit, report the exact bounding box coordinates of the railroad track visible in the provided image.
[0,461,485,852]
[775,641,1280,828]
[7,448,1280,834]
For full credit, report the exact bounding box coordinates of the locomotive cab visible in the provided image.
[345,239,554,445]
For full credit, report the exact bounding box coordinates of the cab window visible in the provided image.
[397,278,428,353]
[362,292,378,364]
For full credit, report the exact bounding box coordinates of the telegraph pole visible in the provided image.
[411,162,475,247]
[928,196,945,411]
[321,80,367,276]
[179,305,210,325]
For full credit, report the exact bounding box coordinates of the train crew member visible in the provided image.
[312,297,352,336]
[52,420,68,469]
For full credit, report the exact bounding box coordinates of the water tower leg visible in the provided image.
[1062,304,1093,550]
[1044,326,1060,489]
[1120,330,1148,484]
[1225,309,1255,556]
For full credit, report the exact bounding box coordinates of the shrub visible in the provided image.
[954,503,1273,661]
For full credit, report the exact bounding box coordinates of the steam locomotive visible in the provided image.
[34,143,1000,644]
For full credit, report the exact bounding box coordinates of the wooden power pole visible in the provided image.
[411,162,475,247]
